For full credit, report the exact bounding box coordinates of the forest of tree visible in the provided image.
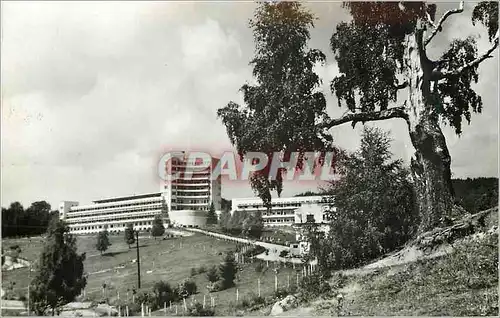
[2,201,59,238]
[294,177,499,215]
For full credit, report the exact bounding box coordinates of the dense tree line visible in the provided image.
[218,209,264,239]
[452,178,498,213]
[1,201,59,238]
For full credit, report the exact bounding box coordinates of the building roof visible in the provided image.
[93,192,162,204]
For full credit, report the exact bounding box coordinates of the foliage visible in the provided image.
[152,281,178,308]
[190,267,198,277]
[324,127,418,269]
[177,279,197,298]
[279,250,289,258]
[2,201,58,238]
[452,177,499,214]
[219,252,238,290]
[298,272,332,301]
[217,1,334,206]
[186,302,215,316]
[134,292,158,311]
[254,262,264,273]
[29,220,87,315]
[124,223,135,248]
[206,203,218,225]
[96,229,111,255]
[206,265,219,283]
[219,210,263,239]
[151,215,165,239]
[242,245,267,258]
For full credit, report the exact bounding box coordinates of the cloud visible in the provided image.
[1,1,497,209]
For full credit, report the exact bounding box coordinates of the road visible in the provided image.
[183,228,317,265]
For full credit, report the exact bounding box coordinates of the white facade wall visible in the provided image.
[61,193,167,235]
[231,196,334,227]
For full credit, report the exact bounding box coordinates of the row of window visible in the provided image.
[67,205,162,219]
[66,211,160,224]
[171,206,210,211]
[173,200,209,204]
[70,220,154,231]
[71,199,163,212]
[172,186,210,191]
[264,218,294,223]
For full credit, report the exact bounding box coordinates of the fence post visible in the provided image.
[203,295,206,308]
[126,305,129,317]
[287,275,290,289]
[141,303,144,317]
[275,274,278,292]
[183,298,187,311]
[236,289,239,301]
[258,278,261,297]
[296,273,299,286]
[164,302,166,313]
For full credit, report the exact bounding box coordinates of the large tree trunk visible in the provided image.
[404,25,455,234]
[408,115,454,233]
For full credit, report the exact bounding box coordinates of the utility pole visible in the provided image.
[135,230,141,289]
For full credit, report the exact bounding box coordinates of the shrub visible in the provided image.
[219,252,238,290]
[279,250,289,258]
[243,245,267,258]
[190,267,198,277]
[186,302,215,316]
[134,292,157,311]
[206,281,221,293]
[206,266,219,283]
[198,265,207,274]
[177,279,197,298]
[254,262,264,273]
[298,273,332,301]
[153,281,178,306]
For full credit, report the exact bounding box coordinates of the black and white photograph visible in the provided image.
[1,1,498,316]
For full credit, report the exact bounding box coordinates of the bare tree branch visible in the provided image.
[425,1,464,46]
[321,106,408,130]
[441,30,499,78]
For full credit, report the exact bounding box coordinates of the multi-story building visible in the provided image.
[60,152,222,234]
[59,192,166,235]
[230,195,334,227]
[162,152,221,227]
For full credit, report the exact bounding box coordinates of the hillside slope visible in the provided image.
[276,207,499,316]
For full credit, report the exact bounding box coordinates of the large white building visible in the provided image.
[230,195,334,227]
[59,192,167,235]
[60,152,222,234]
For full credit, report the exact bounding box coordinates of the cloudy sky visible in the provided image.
[1,1,498,209]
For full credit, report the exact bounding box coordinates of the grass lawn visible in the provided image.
[2,231,304,316]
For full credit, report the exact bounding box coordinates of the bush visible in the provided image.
[198,265,207,274]
[206,266,219,283]
[186,302,215,316]
[298,273,332,301]
[153,281,178,306]
[254,262,264,273]
[219,252,238,290]
[206,281,221,293]
[190,267,198,277]
[242,245,267,258]
[279,250,289,258]
[134,292,158,311]
[177,279,197,298]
